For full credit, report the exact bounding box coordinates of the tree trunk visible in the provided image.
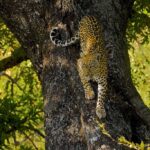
[0,0,150,149]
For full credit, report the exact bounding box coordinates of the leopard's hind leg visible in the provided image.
[96,78,107,119]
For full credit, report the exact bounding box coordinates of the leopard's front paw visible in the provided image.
[96,106,106,119]
[85,90,95,100]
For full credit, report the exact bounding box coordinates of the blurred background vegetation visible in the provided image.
[0,0,149,149]
[0,18,44,149]
[127,0,150,108]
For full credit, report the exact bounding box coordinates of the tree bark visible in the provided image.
[0,0,150,149]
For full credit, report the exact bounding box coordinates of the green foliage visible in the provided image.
[129,42,150,107]
[118,136,149,150]
[127,0,150,46]
[0,61,44,149]
[18,145,35,150]
[0,18,44,149]
[126,0,150,108]
[0,18,19,58]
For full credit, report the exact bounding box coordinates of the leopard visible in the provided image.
[50,16,108,119]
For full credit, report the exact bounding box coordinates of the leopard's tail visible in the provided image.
[50,27,79,47]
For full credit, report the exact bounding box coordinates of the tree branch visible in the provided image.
[22,131,38,150]
[0,47,28,72]
[1,72,24,91]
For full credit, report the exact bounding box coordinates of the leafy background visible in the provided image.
[0,0,150,149]
[0,18,44,149]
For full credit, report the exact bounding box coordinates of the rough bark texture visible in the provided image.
[0,0,150,149]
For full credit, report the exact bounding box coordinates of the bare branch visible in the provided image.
[0,47,28,72]
[1,72,24,91]
[22,131,38,150]
[25,124,45,138]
